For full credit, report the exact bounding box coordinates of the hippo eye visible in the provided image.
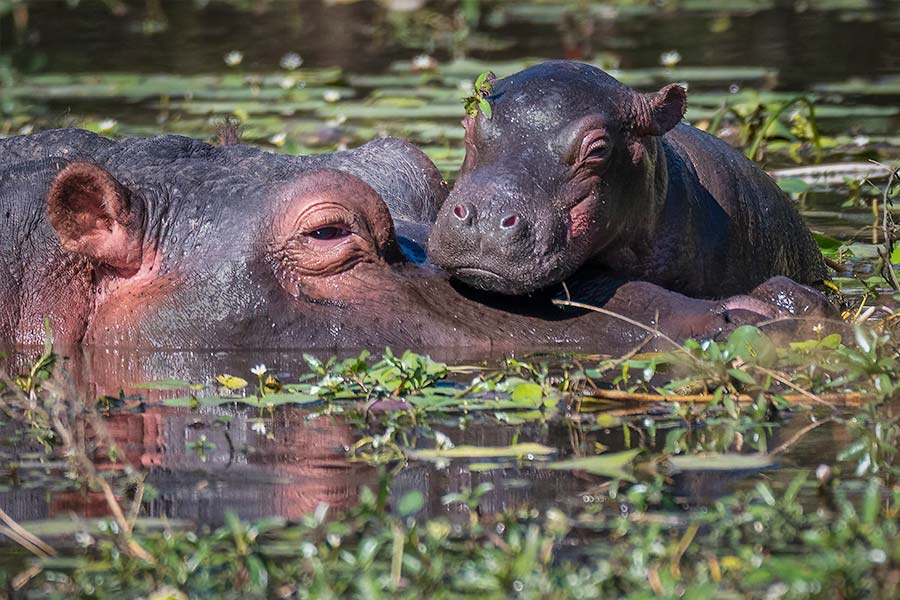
[578,132,610,167]
[584,139,609,160]
[306,225,352,241]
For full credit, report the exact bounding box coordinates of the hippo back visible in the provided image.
[0,129,114,164]
[663,124,828,290]
[2,129,447,226]
[210,137,448,224]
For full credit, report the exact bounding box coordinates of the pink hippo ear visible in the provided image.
[47,162,144,274]
[635,83,687,137]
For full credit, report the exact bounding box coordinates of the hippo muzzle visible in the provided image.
[428,168,582,295]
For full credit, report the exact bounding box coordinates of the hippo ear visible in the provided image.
[635,83,687,136]
[47,162,144,274]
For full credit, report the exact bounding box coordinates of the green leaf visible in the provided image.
[726,326,777,367]
[546,448,641,481]
[510,382,543,404]
[669,453,774,472]
[776,177,811,194]
[479,98,492,119]
[408,442,554,461]
[813,232,846,257]
[728,368,756,385]
[255,392,320,406]
[397,490,425,516]
[246,554,268,590]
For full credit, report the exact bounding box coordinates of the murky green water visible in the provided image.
[1,0,899,536]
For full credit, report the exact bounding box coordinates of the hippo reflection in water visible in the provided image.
[0,129,834,351]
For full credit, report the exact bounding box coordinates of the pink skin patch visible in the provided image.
[721,296,782,319]
[568,196,594,238]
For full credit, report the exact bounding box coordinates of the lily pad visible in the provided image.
[408,442,554,461]
[546,448,641,481]
[669,453,775,472]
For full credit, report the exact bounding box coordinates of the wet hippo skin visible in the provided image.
[428,61,828,298]
[0,129,835,352]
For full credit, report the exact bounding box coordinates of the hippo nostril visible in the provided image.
[500,214,519,229]
[453,204,469,220]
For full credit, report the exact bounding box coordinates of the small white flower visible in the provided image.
[251,364,268,376]
[18,124,34,135]
[251,421,267,435]
[75,531,95,547]
[268,132,287,147]
[309,385,322,395]
[320,374,343,387]
[869,548,887,564]
[411,54,437,71]
[279,76,297,90]
[97,119,118,133]
[224,50,244,67]
[852,135,870,147]
[323,90,341,103]
[659,50,682,68]
[279,52,303,71]
[434,431,455,450]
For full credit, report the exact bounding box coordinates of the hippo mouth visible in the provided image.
[452,267,508,290]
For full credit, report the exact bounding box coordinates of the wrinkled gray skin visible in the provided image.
[429,61,828,297]
[0,129,834,351]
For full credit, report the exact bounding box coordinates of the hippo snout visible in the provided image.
[429,189,573,295]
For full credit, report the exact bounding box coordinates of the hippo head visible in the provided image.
[43,163,433,349]
[428,60,687,295]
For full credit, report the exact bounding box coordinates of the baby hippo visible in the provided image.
[428,61,828,298]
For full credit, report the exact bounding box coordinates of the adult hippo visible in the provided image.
[0,129,832,351]
[428,60,828,297]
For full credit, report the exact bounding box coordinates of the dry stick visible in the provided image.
[0,507,56,557]
[751,365,835,409]
[770,417,835,456]
[873,161,900,291]
[670,523,700,578]
[127,477,146,533]
[0,525,50,560]
[552,299,686,354]
[584,388,865,407]
[770,162,893,183]
[11,564,44,592]
[49,405,156,564]
[572,337,653,413]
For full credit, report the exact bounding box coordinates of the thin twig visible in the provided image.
[583,388,865,407]
[872,160,900,291]
[751,366,835,409]
[0,507,56,557]
[770,417,835,455]
[50,402,156,563]
[0,525,50,559]
[552,298,686,353]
